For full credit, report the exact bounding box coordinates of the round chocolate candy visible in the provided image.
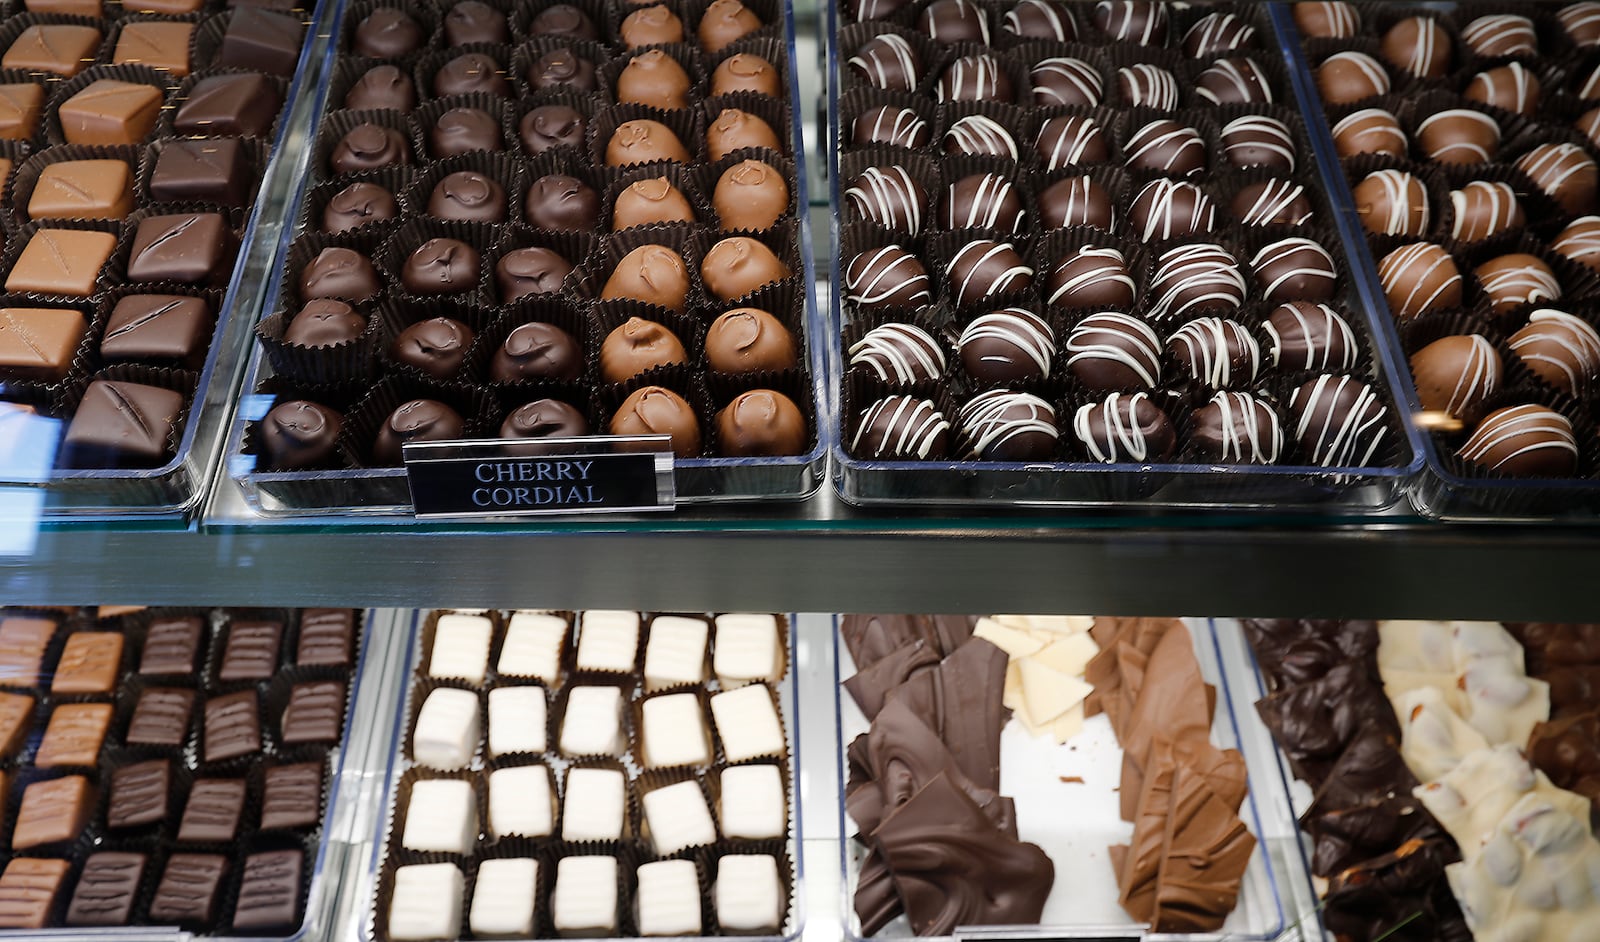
[620,4,684,46]
[1410,334,1501,421]
[1461,14,1535,57]
[300,247,381,303]
[854,105,930,149]
[433,52,510,97]
[1092,0,1167,45]
[712,54,782,97]
[431,107,502,158]
[708,108,782,161]
[1073,391,1175,462]
[958,308,1054,383]
[937,54,1012,102]
[946,240,1032,308]
[345,65,415,111]
[1475,253,1561,315]
[353,8,423,57]
[1381,16,1452,79]
[1578,107,1600,151]
[1518,145,1599,215]
[613,177,695,230]
[444,1,509,45]
[525,174,599,230]
[1510,309,1600,395]
[427,171,506,222]
[1417,109,1500,165]
[1562,2,1600,47]
[495,247,572,301]
[285,299,366,347]
[1465,63,1539,116]
[391,317,473,379]
[1116,64,1177,110]
[1332,108,1406,159]
[1037,176,1115,231]
[1553,216,1600,272]
[330,124,411,175]
[844,246,932,314]
[531,3,598,39]
[1221,115,1295,173]
[1233,180,1312,227]
[1128,179,1216,243]
[1065,311,1161,390]
[1582,62,1600,99]
[847,34,921,92]
[705,308,796,373]
[1035,115,1109,170]
[1045,247,1135,309]
[1315,51,1390,105]
[402,239,480,295]
[500,399,588,438]
[606,119,691,166]
[519,106,587,157]
[616,50,692,110]
[1459,404,1577,476]
[492,322,582,382]
[1124,120,1206,178]
[373,400,465,465]
[1251,237,1337,303]
[942,173,1025,233]
[699,0,762,52]
[1289,375,1388,466]
[1378,243,1462,319]
[844,166,927,233]
[943,116,1017,159]
[849,323,944,382]
[957,390,1057,460]
[1167,316,1260,389]
[1004,0,1077,40]
[1195,57,1273,106]
[611,386,701,457]
[1293,1,1358,38]
[261,400,342,469]
[716,389,807,456]
[920,0,988,43]
[851,395,950,459]
[1352,169,1430,237]
[1184,12,1255,56]
[702,236,790,300]
[1451,181,1524,244]
[1148,243,1246,319]
[600,316,688,382]
[323,182,398,232]
[1264,302,1357,371]
[855,0,908,20]
[601,245,690,312]
[1031,56,1101,108]
[715,160,789,231]
[1190,391,1283,464]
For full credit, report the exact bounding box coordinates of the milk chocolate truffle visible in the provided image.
[946,240,1031,308]
[1037,176,1114,231]
[614,177,694,229]
[1562,2,1600,48]
[1191,391,1283,464]
[528,50,597,93]
[1128,179,1216,242]
[495,247,572,301]
[324,182,398,232]
[610,386,700,456]
[620,4,684,46]
[957,390,1057,460]
[1294,2,1358,38]
[942,173,1025,232]
[1252,237,1337,303]
[525,175,600,230]
[1233,180,1312,226]
[1123,120,1205,178]
[1511,309,1600,395]
[1553,216,1600,271]
[286,299,366,347]
[1461,14,1535,57]
[844,166,926,233]
[492,322,582,381]
[345,65,415,111]
[703,237,790,300]
[920,0,988,43]
[699,0,762,52]
[958,308,1053,382]
[943,116,1016,158]
[844,245,931,313]
[1167,316,1260,389]
[1073,391,1174,462]
[1149,243,1246,319]
[1352,169,1430,237]
[1417,109,1499,165]
[1465,63,1539,116]
[716,390,806,456]
[300,248,381,302]
[713,54,781,97]
[851,395,950,458]
[1065,312,1159,390]
[353,8,423,57]
[715,161,788,231]
[428,172,506,222]
[434,52,510,97]
[1377,242,1462,319]
[1035,115,1108,170]
[1381,16,1451,79]
[600,317,688,382]
[530,4,598,39]
[854,106,929,148]
[444,1,509,45]
[1046,247,1135,309]
[260,401,342,469]
[1516,143,1599,214]
[1115,64,1177,110]
[849,323,944,382]
[848,34,921,91]
[520,106,586,157]
[401,238,481,295]
[1459,404,1578,476]
[607,119,691,167]
[706,309,796,372]
[1332,109,1406,158]
[1030,56,1101,108]
[1265,302,1357,371]
[708,109,782,160]
[1451,181,1523,243]
[391,317,474,378]
[1410,334,1501,421]
[1475,253,1561,315]
[1221,115,1295,173]
[1289,375,1388,466]
[500,399,588,438]
[937,55,1012,103]
[1092,0,1167,44]
[602,245,690,311]
[1316,52,1390,104]
[431,107,502,157]
[1185,12,1255,56]
[1004,0,1077,40]
[372,400,466,465]
[617,50,692,110]
[330,124,410,175]
[1195,58,1273,106]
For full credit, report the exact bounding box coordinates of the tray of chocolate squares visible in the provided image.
[0,0,324,517]
[221,0,830,517]
[827,0,1429,510]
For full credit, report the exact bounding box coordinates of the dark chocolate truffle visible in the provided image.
[854,106,930,149]
[600,316,687,382]
[1315,51,1390,104]
[602,245,690,311]
[941,173,1025,232]
[706,308,796,372]
[619,4,683,46]
[844,246,932,313]
[1352,169,1429,237]
[329,124,410,175]
[430,107,502,158]
[715,389,806,456]
[372,400,466,465]
[1092,0,1167,44]
[1578,106,1600,151]
[1035,115,1108,170]
[1517,143,1599,215]
[957,390,1057,460]
[285,299,365,347]
[616,50,691,110]
[492,322,582,381]
[712,54,781,97]
[1417,109,1499,165]
[390,317,473,379]
[1037,176,1114,231]
[1475,253,1561,315]
[849,323,944,382]
[1377,242,1462,319]
[427,171,506,222]
[1510,309,1600,396]
[698,0,762,52]
[300,248,380,303]
[610,386,700,456]
[1459,404,1577,476]
[323,182,398,232]
[1462,14,1536,57]
[1264,302,1357,371]
[1030,56,1101,107]
[1251,237,1337,303]
[1128,179,1216,242]
[1562,2,1600,48]
[613,177,694,230]
[528,49,597,93]
[715,160,788,231]
[261,401,342,470]
[1232,179,1313,227]
[345,65,415,111]
[432,52,509,97]
[519,106,586,157]
[943,116,1016,159]
[1195,57,1273,106]
[919,0,988,44]
[844,166,927,233]
[1115,64,1177,109]
[1293,2,1358,38]
[1381,16,1451,79]
[500,399,588,438]
[1184,12,1255,56]
[1045,247,1135,309]
[1123,120,1205,178]
[1065,311,1160,390]
[1148,243,1246,319]
[1553,216,1600,272]
[856,0,909,21]
[851,395,950,458]
[1332,109,1406,159]
[847,34,921,91]
[530,4,598,39]
[525,174,600,230]
[1465,63,1539,116]
[1221,115,1295,173]
[1289,375,1388,466]
[958,308,1054,382]
[495,247,572,301]
[353,8,422,57]
[1166,316,1260,389]
[444,1,509,45]
[702,236,790,300]
[606,119,691,166]
[1190,391,1283,464]
[1073,391,1175,462]
[1410,333,1501,421]
[945,240,1032,308]
[707,108,781,161]
[936,54,1011,103]
[1004,0,1077,40]
[401,238,480,295]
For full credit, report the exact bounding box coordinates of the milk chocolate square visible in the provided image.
[0,857,70,928]
[125,0,202,12]
[57,80,163,146]
[149,853,227,925]
[127,686,194,746]
[23,0,100,14]
[112,21,193,78]
[0,84,43,140]
[13,775,94,848]
[100,295,211,367]
[177,778,245,842]
[2,25,101,76]
[233,849,302,931]
[28,159,135,221]
[261,761,321,829]
[297,609,354,667]
[219,619,281,681]
[127,213,235,283]
[218,8,304,76]
[0,617,54,686]
[66,852,146,926]
[62,380,184,469]
[141,615,202,674]
[203,690,260,762]
[51,631,123,693]
[0,307,86,382]
[174,73,281,138]
[107,758,170,829]
[0,690,34,758]
[281,679,344,744]
[6,229,116,297]
[149,140,251,207]
[35,702,112,766]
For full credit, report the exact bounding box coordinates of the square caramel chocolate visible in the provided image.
[112,21,193,78]
[0,690,35,758]
[28,159,135,221]
[149,853,228,925]
[35,702,112,766]
[100,295,212,367]
[150,140,252,207]
[203,690,260,762]
[0,84,43,140]
[0,616,55,686]
[57,80,163,146]
[219,619,281,681]
[233,849,302,931]
[141,615,203,674]
[61,380,185,469]
[13,775,94,849]
[296,609,354,667]
[127,686,194,746]
[0,308,86,382]
[107,758,170,829]
[280,679,344,744]
[127,213,236,283]
[0,857,70,928]
[178,778,245,842]
[51,631,123,693]
[6,229,116,297]
[174,73,281,139]
[2,25,101,77]
[260,761,321,830]
[219,8,304,76]
[65,852,146,927]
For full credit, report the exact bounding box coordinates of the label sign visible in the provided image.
[403,436,675,518]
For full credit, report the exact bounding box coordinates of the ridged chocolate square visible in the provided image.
[13,775,94,849]
[51,631,123,694]
[61,381,184,469]
[65,852,145,927]
[232,849,302,931]
[0,857,70,928]
[107,759,170,829]
[260,761,321,830]
[202,690,260,762]
[0,616,56,686]
[148,853,227,925]
[127,687,194,746]
[296,609,353,667]
[35,702,112,767]
[0,690,35,759]
[177,778,245,842]
[281,680,344,745]
[140,616,202,675]
[219,620,281,682]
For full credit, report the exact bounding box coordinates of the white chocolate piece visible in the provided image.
[1396,686,1491,783]
[1446,794,1600,942]
[1377,619,1459,674]
[402,778,477,854]
[562,767,626,842]
[642,780,717,855]
[640,693,711,768]
[636,860,702,936]
[488,685,547,757]
[553,856,618,934]
[643,616,708,691]
[719,764,785,840]
[428,614,493,684]
[1462,658,1550,747]
[710,684,785,763]
[471,858,538,936]
[1417,744,1591,856]
[575,611,639,673]
[715,854,782,932]
[560,686,625,757]
[489,765,554,838]
[389,863,464,941]
[499,612,568,682]
[713,614,783,686]
[412,687,480,770]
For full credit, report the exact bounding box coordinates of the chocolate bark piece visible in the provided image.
[127,686,194,746]
[1321,837,1469,942]
[1544,665,1600,715]
[203,690,260,761]
[100,295,212,367]
[849,696,1015,837]
[62,381,184,468]
[232,849,302,930]
[2,25,102,76]
[66,852,146,926]
[1528,709,1600,826]
[1149,760,1257,933]
[0,616,53,686]
[13,775,94,848]
[177,778,245,842]
[127,213,236,283]
[141,615,202,674]
[219,8,305,76]
[887,637,1009,791]
[6,229,117,296]
[853,848,900,937]
[51,631,122,693]
[57,80,163,145]
[0,857,70,928]
[149,853,228,925]
[1254,659,1396,788]
[1104,621,1216,819]
[840,614,933,669]
[0,83,43,139]
[1307,794,1445,877]
[0,307,85,382]
[296,609,353,666]
[173,73,281,138]
[107,758,170,828]
[35,702,112,766]
[261,761,321,829]
[150,139,251,207]
[112,21,193,77]
[842,638,937,720]
[220,619,281,680]
[1302,726,1417,820]
[1507,622,1600,673]
[1238,617,1379,689]
[281,679,344,744]
[0,690,34,758]
[27,160,135,220]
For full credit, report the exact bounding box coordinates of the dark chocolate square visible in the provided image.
[148,853,227,926]
[174,73,281,138]
[260,761,321,829]
[281,679,344,745]
[232,849,302,931]
[218,8,303,76]
[126,213,236,284]
[0,857,70,928]
[61,380,185,469]
[66,852,146,927]
[127,686,194,746]
[296,609,354,667]
[220,620,281,681]
[177,778,245,842]
[99,294,212,367]
[140,615,202,674]
[107,758,170,829]
[149,140,251,208]
[202,690,260,762]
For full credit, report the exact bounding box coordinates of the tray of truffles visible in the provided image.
[1281,0,1600,519]
[827,0,1426,509]
[222,0,828,517]
[368,609,799,942]
[1234,615,1600,942]
[0,605,372,938]
[835,614,1306,940]
[0,0,318,516]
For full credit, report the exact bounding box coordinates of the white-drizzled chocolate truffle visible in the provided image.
[1378,242,1462,319]
[853,105,930,148]
[1195,57,1273,106]
[1035,115,1109,170]
[849,323,944,383]
[1333,109,1406,158]
[1046,247,1136,309]
[1264,302,1358,371]
[1516,143,1599,215]
[1093,0,1168,44]
[1167,317,1261,390]
[1065,311,1161,390]
[1461,14,1536,57]
[847,34,920,90]
[945,240,1033,308]
[1221,115,1296,173]
[844,166,927,233]
[1352,169,1430,237]
[1030,56,1101,107]
[943,115,1017,158]
[1474,253,1561,315]
[1465,62,1539,115]
[1190,391,1283,464]
[958,308,1055,382]
[1183,12,1255,57]
[1251,237,1338,302]
[1553,216,1600,272]
[937,54,1011,102]
[1410,334,1501,422]
[1072,391,1176,462]
[1450,181,1524,242]
[1509,309,1600,396]
[1149,243,1246,319]
[852,395,951,458]
[957,390,1058,460]
[1289,375,1389,466]
[1128,179,1216,242]
[1459,404,1578,476]
[845,245,932,314]
[1004,0,1077,40]
[1116,64,1178,110]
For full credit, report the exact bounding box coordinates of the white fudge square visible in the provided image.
[714,614,782,686]
[562,767,626,841]
[641,693,711,768]
[389,863,464,940]
[719,764,785,839]
[709,684,785,762]
[499,612,567,682]
[428,614,493,684]
[643,617,708,691]
[560,685,625,756]
[413,687,480,770]
[636,860,702,936]
[488,685,547,757]
[489,765,554,838]
[575,611,640,673]
[402,778,477,854]
[715,855,782,932]
[553,856,617,934]
[642,779,718,855]
[470,858,537,936]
